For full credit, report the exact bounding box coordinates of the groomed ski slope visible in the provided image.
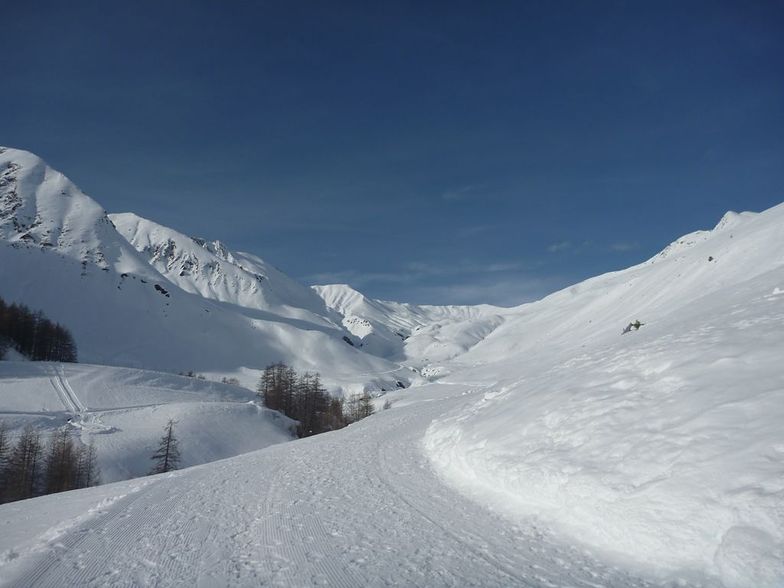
[0,382,665,588]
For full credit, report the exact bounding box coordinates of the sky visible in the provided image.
[2,1,782,306]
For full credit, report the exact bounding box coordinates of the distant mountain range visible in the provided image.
[0,146,506,393]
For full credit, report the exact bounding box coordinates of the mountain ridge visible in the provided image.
[0,147,412,393]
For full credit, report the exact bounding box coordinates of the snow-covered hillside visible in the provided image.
[0,147,413,394]
[0,361,294,482]
[424,203,784,587]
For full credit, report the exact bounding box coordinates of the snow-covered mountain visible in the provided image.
[0,147,412,393]
[313,283,509,374]
[0,147,158,278]
[111,212,335,324]
[0,146,526,392]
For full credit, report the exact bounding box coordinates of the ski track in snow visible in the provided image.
[2,384,661,588]
[49,369,79,417]
[49,366,87,416]
[48,366,109,438]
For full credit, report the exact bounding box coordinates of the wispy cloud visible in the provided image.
[303,269,410,286]
[302,258,563,306]
[485,262,524,272]
[610,241,639,252]
[547,241,572,253]
[549,240,615,254]
[305,259,526,286]
[458,224,495,237]
[441,184,481,202]
[400,274,566,307]
[403,260,524,277]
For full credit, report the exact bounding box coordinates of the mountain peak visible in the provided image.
[0,147,152,276]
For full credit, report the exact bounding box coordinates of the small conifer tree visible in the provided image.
[149,419,181,475]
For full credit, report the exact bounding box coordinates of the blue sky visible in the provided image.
[2,1,782,305]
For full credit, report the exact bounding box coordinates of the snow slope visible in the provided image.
[0,361,294,482]
[0,147,410,393]
[424,204,784,587]
[0,382,668,588]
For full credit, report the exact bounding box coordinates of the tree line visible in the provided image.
[257,362,374,437]
[0,422,99,504]
[0,297,78,362]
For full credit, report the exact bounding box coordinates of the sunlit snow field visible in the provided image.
[0,144,782,587]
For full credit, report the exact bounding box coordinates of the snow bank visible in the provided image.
[425,203,784,587]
